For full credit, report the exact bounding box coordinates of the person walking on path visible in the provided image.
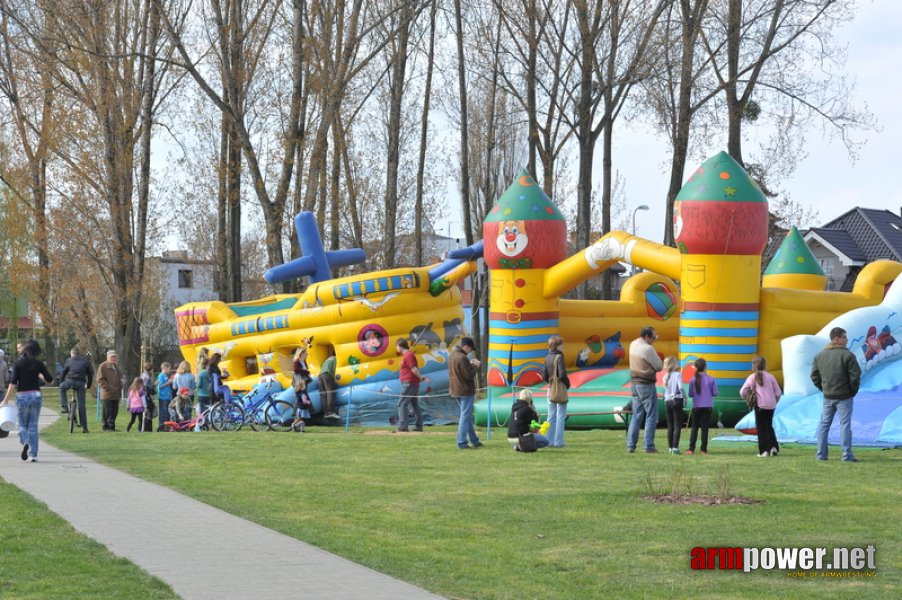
[0,350,8,398]
[97,350,124,432]
[686,358,718,455]
[543,335,570,448]
[449,337,483,449]
[318,349,339,419]
[396,338,424,432]
[59,347,95,433]
[740,356,782,457]
[811,327,861,462]
[627,326,664,454]
[1,339,54,461]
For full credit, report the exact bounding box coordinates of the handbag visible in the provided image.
[518,432,538,452]
[548,354,568,404]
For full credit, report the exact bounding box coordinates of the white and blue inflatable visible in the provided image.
[736,272,902,446]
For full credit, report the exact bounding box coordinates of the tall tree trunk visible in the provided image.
[226,123,242,302]
[725,0,743,164]
[663,0,705,247]
[330,124,341,250]
[414,0,438,266]
[525,0,538,177]
[382,8,412,268]
[454,0,473,245]
[216,111,229,298]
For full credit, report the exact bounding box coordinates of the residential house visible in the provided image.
[146,250,218,347]
[803,208,902,291]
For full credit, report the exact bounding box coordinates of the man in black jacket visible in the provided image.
[59,347,95,433]
[811,327,861,462]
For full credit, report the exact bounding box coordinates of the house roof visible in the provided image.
[806,228,867,264]
[814,207,902,262]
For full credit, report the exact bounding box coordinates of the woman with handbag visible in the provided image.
[542,335,570,448]
[740,356,782,457]
[506,389,549,451]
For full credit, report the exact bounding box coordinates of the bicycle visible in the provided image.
[211,390,280,432]
[208,395,246,432]
[68,394,78,434]
[265,397,307,433]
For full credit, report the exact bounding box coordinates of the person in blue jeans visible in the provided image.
[156,362,175,431]
[543,335,570,448]
[59,347,95,433]
[1,339,54,462]
[448,337,483,449]
[626,326,664,453]
[811,327,861,462]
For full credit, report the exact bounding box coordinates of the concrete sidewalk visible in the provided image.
[0,407,443,600]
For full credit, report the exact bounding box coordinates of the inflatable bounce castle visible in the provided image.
[173,212,478,424]
[173,151,902,432]
[470,152,902,429]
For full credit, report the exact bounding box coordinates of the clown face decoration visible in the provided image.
[497,220,528,257]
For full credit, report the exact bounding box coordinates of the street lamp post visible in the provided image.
[631,204,650,237]
[630,205,650,275]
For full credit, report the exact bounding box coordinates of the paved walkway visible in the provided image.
[0,407,443,600]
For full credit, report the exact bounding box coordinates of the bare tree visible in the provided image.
[0,0,175,377]
[155,0,304,291]
[564,0,668,297]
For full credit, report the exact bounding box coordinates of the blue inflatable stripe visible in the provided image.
[488,334,553,345]
[680,343,757,354]
[488,348,547,360]
[704,377,746,386]
[680,327,758,338]
[681,311,759,321]
[703,361,757,372]
[489,319,559,330]
[365,279,376,293]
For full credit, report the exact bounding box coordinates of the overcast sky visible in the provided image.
[446,0,901,246]
[616,0,902,243]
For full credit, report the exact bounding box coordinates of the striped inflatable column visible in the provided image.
[487,269,559,387]
[672,152,770,422]
[483,169,568,388]
[679,255,762,390]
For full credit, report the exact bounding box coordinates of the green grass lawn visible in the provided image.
[0,481,177,599]
[36,401,900,600]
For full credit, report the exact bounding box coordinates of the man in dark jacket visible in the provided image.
[449,337,483,449]
[811,327,861,462]
[97,350,124,431]
[60,347,95,433]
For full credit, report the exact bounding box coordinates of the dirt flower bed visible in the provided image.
[646,493,765,506]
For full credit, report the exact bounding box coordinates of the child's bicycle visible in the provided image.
[162,410,209,432]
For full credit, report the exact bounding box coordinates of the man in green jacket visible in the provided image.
[810,327,861,462]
